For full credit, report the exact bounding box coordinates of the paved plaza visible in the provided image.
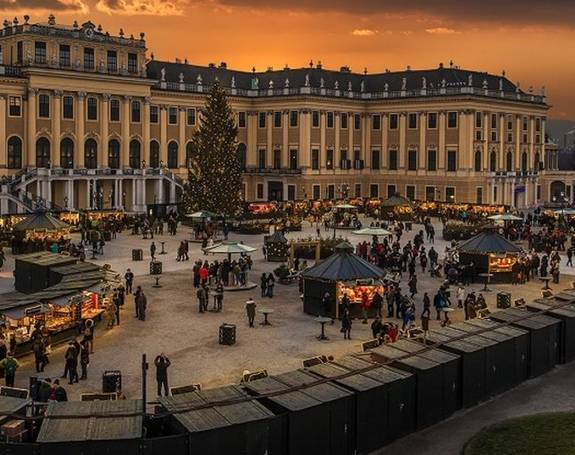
[1,217,575,452]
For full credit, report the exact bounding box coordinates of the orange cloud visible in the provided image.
[0,0,88,12]
[425,27,459,34]
[96,0,186,15]
[351,28,378,36]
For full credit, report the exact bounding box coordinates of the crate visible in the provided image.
[132,249,143,261]
[219,324,236,346]
[497,292,511,309]
[1,420,25,438]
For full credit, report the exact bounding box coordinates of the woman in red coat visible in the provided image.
[361,291,370,324]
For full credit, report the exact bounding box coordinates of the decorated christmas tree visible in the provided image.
[183,82,242,217]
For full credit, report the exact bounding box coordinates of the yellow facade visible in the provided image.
[0,16,554,214]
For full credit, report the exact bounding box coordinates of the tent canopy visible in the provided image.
[353,227,393,236]
[458,230,523,254]
[204,241,257,254]
[13,212,70,232]
[380,194,412,207]
[265,230,288,244]
[185,210,218,220]
[488,213,523,221]
[301,241,385,282]
[334,204,358,210]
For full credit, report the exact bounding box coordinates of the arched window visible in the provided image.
[506,151,513,172]
[474,150,482,172]
[84,138,97,169]
[36,137,51,168]
[534,152,541,172]
[150,140,160,168]
[167,141,178,169]
[521,152,528,172]
[237,143,247,170]
[108,139,120,169]
[185,142,195,168]
[60,138,74,169]
[7,136,22,169]
[489,150,497,172]
[550,181,566,201]
[129,139,141,169]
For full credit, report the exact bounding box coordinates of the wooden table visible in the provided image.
[539,276,552,290]
[478,273,494,292]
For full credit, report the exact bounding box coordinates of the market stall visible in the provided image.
[380,195,413,221]
[185,210,219,242]
[457,230,523,283]
[11,212,71,255]
[302,241,385,319]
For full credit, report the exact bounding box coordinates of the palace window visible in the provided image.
[290,110,298,127]
[387,185,396,198]
[427,149,437,171]
[355,184,362,198]
[16,41,23,64]
[408,113,417,129]
[389,113,398,130]
[354,114,361,130]
[274,111,282,128]
[187,108,196,126]
[327,112,334,128]
[312,111,320,128]
[8,96,21,117]
[447,150,457,172]
[326,149,334,169]
[256,183,264,200]
[289,149,298,169]
[340,112,348,129]
[406,185,415,201]
[87,97,98,121]
[35,138,50,168]
[273,149,281,169]
[447,111,458,128]
[258,149,266,169]
[108,139,120,169]
[311,149,319,170]
[491,113,498,129]
[475,112,482,128]
[371,149,380,170]
[407,150,417,171]
[62,96,74,119]
[34,41,46,64]
[258,112,266,128]
[131,101,141,123]
[59,44,70,67]
[7,136,22,169]
[128,53,138,74]
[168,141,179,169]
[370,184,379,198]
[312,184,321,200]
[168,107,178,125]
[388,149,398,170]
[129,139,141,169]
[107,50,118,72]
[237,143,247,170]
[474,150,482,172]
[372,114,381,130]
[110,99,120,122]
[427,113,437,129]
[150,141,160,168]
[84,138,97,169]
[446,186,456,202]
[149,105,158,124]
[84,48,94,70]
[238,111,246,128]
[38,94,50,118]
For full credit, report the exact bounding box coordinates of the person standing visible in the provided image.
[124,269,134,294]
[197,285,207,313]
[0,354,19,387]
[361,291,370,324]
[33,337,46,373]
[215,283,224,312]
[52,379,68,402]
[372,291,383,318]
[567,247,573,267]
[154,353,171,397]
[456,284,465,309]
[62,342,76,384]
[260,273,267,298]
[79,339,90,380]
[266,273,275,298]
[150,241,157,260]
[421,298,431,340]
[135,287,147,321]
[113,290,122,326]
[245,298,256,328]
[341,309,352,340]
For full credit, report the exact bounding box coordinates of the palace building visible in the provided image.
[0,15,563,214]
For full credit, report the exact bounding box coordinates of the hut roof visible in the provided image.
[380,194,412,207]
[265,230,288,244]
[458,230,523,254]
[13,213,70,232]
[301,241,385,282]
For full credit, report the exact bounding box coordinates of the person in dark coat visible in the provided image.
[245,298,256,328]
[53,379,68,402]
[260,274,267,298]
[154,353,171,397]
[266,273,275,298]
[341,309,352,339]
[37,378,52,402]
[79,339,90,380]
[135,286,147,321]
[62,341,78,384]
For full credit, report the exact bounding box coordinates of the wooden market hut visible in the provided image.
[380,194,413,221]
[301,242,385,319]
[457,230,523,283]
[11,212,71,254]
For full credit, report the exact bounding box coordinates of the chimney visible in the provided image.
[219,62,227,69]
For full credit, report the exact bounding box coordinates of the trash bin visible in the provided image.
[150,261,162,275]
[497,292,511,309]
[132,249,143,261]
[102,370,122,393]
[219,324,236,346]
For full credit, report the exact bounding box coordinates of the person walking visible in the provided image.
[456,284,465,309]
[135,286,147,321]
[361,291,370,324]
[421,296,431,340]
[215,283,224,312]
[0,354,19,387]
[62,342,76,384]
[567,247,573,267]
[197,285,206,313]
[150,241,157,260]
[154,353,171,397]
[408,275,418,298]
[79,339,90,380]
[33,337,46,373]
[245,297,256,328]
[113,290,122,326]
[341,309,352,340]
[124,269,134,294]
[260,273,267,298]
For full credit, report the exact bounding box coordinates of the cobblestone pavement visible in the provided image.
[0,218,573,422]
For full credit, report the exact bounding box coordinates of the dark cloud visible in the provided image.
[210,0,575,26]
[0,0,87,11]
[96,0,185,15]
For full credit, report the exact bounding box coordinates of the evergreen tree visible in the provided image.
[184,82,242,216]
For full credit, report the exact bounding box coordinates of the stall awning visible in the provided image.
[2,303,46,320]
[458,230,523,254]
[301,242,385,282]
[13,212,70,232]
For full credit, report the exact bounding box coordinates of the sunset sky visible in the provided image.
[4,0,575,119]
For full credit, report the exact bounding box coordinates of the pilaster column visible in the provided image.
[299,110,310,169]
[143,97,151,166]
[381,114,388,169]
[0,95,6,168]
[282,110,289,168]
[118,178,124,209]
[131,179,136,210]
[510,180,516,207]
[498,114,505,170]
[178,107,186,167]
[52,91,62,167]
[266,111,273,168]
[157,178,164,204]
[170,181,176,204]
[100,94,109,167]
[66,179,74,210]
[399,113,407,170]
[334,112,341,167]
[418,112,426,170]
[347,112,353,161]
[160,106,167,166]
[247,110,257,167]
[76,92,86,168]
[482,112,489,171]
[529,116,535,169]
[515,115,521,169]
[85,179,91,209]
[364,113,371,170]
[27,88,37,167]
[319,111,326,170]
[458,111,468,172]
[438,111,446,171]
[141,178,147,208]
[121,96,131,168]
